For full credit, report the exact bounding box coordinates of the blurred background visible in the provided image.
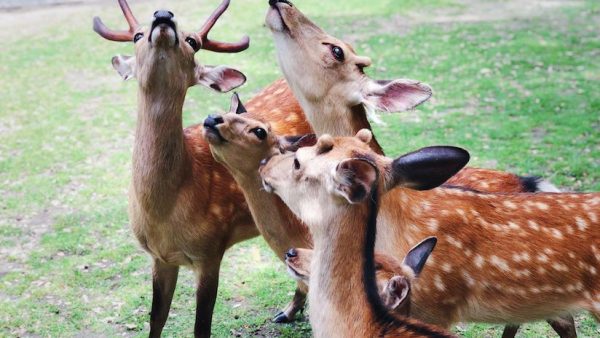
[0,0,598,336]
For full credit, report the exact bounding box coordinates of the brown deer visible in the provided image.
[203,103,435,321]
[259,130,600,336]
[93,1,311,336]
[264,0,559,195]
[259,131,463,337]
[285,237,438,317]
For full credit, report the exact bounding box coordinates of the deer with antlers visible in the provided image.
[260,129,600,336]
[92,1,314,336]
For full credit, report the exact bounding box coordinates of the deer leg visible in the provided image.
[149,260,179,338]
[501,324,520,338]
[547,314,577,338]
[273,282,308,323]
[194,261,221,338]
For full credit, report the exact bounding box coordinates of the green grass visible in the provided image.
[0,0,598,337]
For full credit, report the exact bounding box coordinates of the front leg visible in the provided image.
[547,314,577,338]
[194,261,222,338]
[273,282,308,323]
[149,260,179,338]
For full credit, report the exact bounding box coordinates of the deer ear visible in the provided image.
[112,55,136,81]
[229,92,247,114]
[364,79,432,112]
[196,65,247,92]
[403,237,437,277]
[334,158,378,204]
[385,276,410,312]
[280,134,317,152]
[388,146,469,191]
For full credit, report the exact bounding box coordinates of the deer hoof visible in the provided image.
[272,311,291,323]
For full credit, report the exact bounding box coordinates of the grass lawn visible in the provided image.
[0,0,598,336]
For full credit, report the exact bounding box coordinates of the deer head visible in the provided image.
[94,0,248,92]
[285,237,437,316]
[203,93,316,173]
[259,129,468,226]
[265,0,432,125]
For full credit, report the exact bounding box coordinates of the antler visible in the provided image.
[93,0,139,42]
[197,0,250,53]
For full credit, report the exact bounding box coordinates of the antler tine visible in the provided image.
[118,0,139,31]
[92,0,139,42]
[198,0,250,53]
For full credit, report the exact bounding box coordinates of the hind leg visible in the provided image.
[547,314,577,338]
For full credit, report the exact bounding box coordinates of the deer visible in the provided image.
[203,98,435,321]
[92,0,312,336]
[258,131,464,337]
[202,94,576,335]
[284,237,438,317]
[264,0,560,195]
[259,129,600,337]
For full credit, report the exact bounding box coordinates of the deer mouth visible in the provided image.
[150,17,178,47]
[285,263,308,283]
[202,124,227,144]
[266,1,292,33]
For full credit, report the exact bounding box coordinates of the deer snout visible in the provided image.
[269,0,293,6]
[204,114,224,127]
[154,10,174,19]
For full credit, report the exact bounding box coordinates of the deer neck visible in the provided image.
[309,197,382,336]
[229,166,310,253]
[295,94,384,154]
[132,83,189,217]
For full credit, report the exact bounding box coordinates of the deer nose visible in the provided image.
[204,114,224,127]
[269,0,293,6]
[285,248,297,259]
[154,10,174,20]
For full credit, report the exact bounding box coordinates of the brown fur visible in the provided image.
[264,0,558,197]
[260,131,600,331]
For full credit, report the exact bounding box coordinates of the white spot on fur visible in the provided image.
[537,254,549,263]
[528,220,540,231]
[446,235,463,249]
[427,219,439,232]
[503,201,518,209]
[588,212,598,223]
[508,222,520,230]
[474,255,485,268]
[551,229,563,239]
[535,202,550,211]
[552,262,569,272]
[441,263,452,273]
[490,255,510,271]
[576,217,588,231]
[434,275,445,291]
[462,271,475,287]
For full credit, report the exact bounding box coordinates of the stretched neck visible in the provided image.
[132,82,189,217]
[295,93,384,154]
[309,191,382,336]
[229,165,310,253]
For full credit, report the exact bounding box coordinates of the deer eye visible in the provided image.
[133,33,144,43]
[185,37,199,50]
[293,158,300,170]
[331,45,344,62]
[250,127,267,140]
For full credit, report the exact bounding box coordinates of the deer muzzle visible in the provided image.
[150,10,178,47]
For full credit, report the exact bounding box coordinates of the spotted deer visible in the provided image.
[284,237,438,317]
[259,132,464,337]
[92,1,313,336]
[260,130,600,336]
[264,0,559,195]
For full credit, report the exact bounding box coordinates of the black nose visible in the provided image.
[204,114,224,128]
[154,10,174,20]
[285,248,297,259]
[269,0,292,6]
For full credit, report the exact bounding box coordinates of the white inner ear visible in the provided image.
[112,55,136,81]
